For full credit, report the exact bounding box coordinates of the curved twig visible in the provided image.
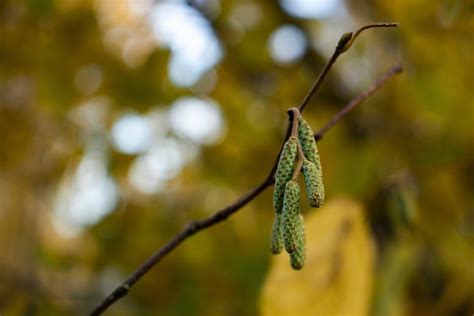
[314,63,402,140]
[90,24,400,315]
[298,22,398,112]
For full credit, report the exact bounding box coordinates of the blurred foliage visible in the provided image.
[261,198,375,316]
[0,0,473,315]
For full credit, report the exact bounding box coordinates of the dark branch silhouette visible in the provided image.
[90,24,401,315]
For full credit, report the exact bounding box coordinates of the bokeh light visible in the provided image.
[268,25,307,65]
[74,64,103,95]
[53,150,118,237]
[128,138,185,194]
[169,97,225,145]
[229,2,262,30]
[111,113,153,155]
[280,0,340,19]
[149,1,222,87]
[95,0,155,68]
[70,96,110,131]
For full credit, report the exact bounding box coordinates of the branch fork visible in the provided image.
[90,23,401,315]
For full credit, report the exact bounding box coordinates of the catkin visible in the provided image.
[273,136,298,214]
[282,180,301,253]
[298,117,325,207]
[297,117,320,166]
[302,159,325,208]
[290,214,306,270]
[270,213,284,254]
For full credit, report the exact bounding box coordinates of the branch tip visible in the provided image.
[314,63,403,140]
[394,63,403,73]
[340,22,399,53]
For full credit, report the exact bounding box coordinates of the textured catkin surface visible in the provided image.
[298,117,321,168]
[302,159,325,208]
[270,213,284,254]
[290,214,306,270]
[282,180,301,254]
[297,117,321,166]
[273,137,298,214]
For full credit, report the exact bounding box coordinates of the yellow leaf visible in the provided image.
[260,198,375,316]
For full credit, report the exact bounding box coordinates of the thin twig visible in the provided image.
[298,50,340,113]
[299,22,398,112]
[288,107,301,137]
[90,25,400,315]
[292,158,304,181]
[90,64,401,316]
[353,23,399,42]
[340,22,399,53]
[292,141,306,181]
[314,63,403,140]
[286,108,306,181]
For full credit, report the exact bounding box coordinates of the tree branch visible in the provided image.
[90,25,400,315]
[298,22,398,112]
[314,63,403,141]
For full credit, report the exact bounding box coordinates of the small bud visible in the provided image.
[282,181,301,253]
[302,159,325,208]
[337,32,353,52]
[270,213,284,254]
[273,137,298,214]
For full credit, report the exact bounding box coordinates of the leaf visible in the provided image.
[260,197,375,316]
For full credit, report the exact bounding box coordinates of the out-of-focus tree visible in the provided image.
[0,0,472,315]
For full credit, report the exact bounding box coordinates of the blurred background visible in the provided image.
[0,0,473,315]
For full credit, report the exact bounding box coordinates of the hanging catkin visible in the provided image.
[282,180,301,253]
[290,214,306,270]
[273,136,298,214]
[302,159,325,208]
[270,213,283,254]
[297,117,320,164]
[269,115,326,268]
[298,117,325,207]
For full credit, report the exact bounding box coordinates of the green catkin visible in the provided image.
[297,117,320,166]
[298,117,325,207]
[282,180,301,253]
[302,159,325,208]
[273,136,298,214]
[290,214,306,270]
[270,213,284,254]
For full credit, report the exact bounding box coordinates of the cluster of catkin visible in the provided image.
[270,113,325,270]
